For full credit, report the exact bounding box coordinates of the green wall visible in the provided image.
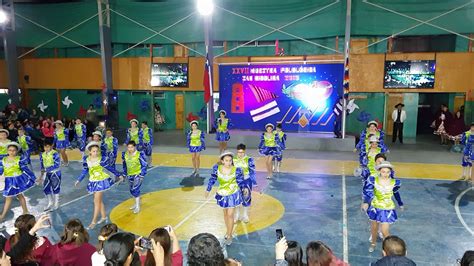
[117,91,154,129]
[346,92,385,135]
[403,93,419,138]
[27,89,58,118]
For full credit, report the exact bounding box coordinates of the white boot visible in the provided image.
[147,156,153,168]
[52,194,60,210]
[234,206,241,223]
[272,160,276,171]
[44,195,53,211]
[242,207,249,223]
[133,197,141,214]
[276,161,281,173]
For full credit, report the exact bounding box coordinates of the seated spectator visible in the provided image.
[224,258,242,266]
[43,219,96,266]
[306,241,347,266]
[460,250,474,266]
[275,237,289,266]
[103,232,151,266]
[4,214,52,265]
[41,121,54,143]
[91,223,118,266]
[145,226,183,266]
[187,233,225,266]
[7,122,18,141]
[285,241,304,266]
[371,235,415,266]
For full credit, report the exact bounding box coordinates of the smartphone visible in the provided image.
[276,229,284,241]
[139,237,153,250]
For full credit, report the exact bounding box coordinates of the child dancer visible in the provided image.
[0,142,36,222]
[187,121,205,176]
[273,123,287,173]
[360,136,389,181]
[233,143,257,223]
[361,161,404,253]
[53,120,70,166]
[356,121,386,153]
[104,128,119,170]
[91,131,107,155]
[461,123,474,182]
[39,140,61,211]
[74,118,87,154]
[17,128,33,167]
[141,121,154,167]
[258,123,281,179]
[75,142,121,229]
[0,129,9,160]
[125,119,143,149]
[205,152,244,245]
[122,141,147,214]
[215,110,232,154]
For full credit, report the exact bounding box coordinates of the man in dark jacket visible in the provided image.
[372,236,416,266]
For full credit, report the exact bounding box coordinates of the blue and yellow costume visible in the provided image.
[17,134,33,165]
[360,146,389,180]
[122,150,147,198]
[74,123,87,152]
[141,126,154,157]
[40,149,61,195]
[0,140,8,160]
[259,132,282,157]
[104,136,119,169]
[214,117,232,142]
[77,154,120,193]
[273,130,287,162]
[363,174,403,224]
[0,150,36,197]
[207,164,244,208]
[125,127,143,148]
[356,122,386,152]
[461,130,474,167]
[233,155,257,207]
[187,129,206,153]
[53,127,70,150]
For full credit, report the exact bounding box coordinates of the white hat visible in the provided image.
[92,131,103,138]
[85,141,101,153]
[375,161,394,171]
[219,110,227,116]
[367,121,378,127]
[368,135,380,143]
[6,142,21,151]
[129,119,139,124]
[265,123,274,129]
[54,120,63,125]
[189,120,199,126]
[219,151,234,160]
[0,129,9,136]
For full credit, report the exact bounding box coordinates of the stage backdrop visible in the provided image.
[219,63,344,132]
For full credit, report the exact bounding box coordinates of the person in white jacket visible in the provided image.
[392,103,406,144]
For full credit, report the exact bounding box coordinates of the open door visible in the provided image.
[385,93,404,136]
[175,94,184,130]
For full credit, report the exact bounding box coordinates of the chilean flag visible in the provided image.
[203,54,212,104]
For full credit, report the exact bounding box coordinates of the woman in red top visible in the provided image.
[144,226,183,266]
[4,214,52,265]
[43,219,96,266]
[41,121,55,144]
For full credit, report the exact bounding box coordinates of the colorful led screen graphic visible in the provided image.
[219,63,344,132]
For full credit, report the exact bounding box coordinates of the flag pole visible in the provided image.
[204,14,214,134]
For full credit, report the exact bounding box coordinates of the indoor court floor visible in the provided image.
[0,146,473,266]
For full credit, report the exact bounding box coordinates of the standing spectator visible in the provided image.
[187,233,225,266]
[41,121,55,144]
[433,104,453,145]
[371,236,415,266]
[391,103,406,144]
[86,104,97,128]
[154,103,165,131]
[446,111,466,144]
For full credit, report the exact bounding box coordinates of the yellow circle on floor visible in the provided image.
[110,187,285,239]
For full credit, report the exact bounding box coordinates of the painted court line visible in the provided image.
[454,186,474,236]
[342,175,349,263]
[174,195,213,230]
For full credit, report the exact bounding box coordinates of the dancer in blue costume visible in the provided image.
[461,123,474,182]
[74,118,87,154]
[361,161,404,253]
[0,142,36,222]
[122,141,147,214]
[258,123,281,179]
[125,119,143,150]
[141,121,154,167]
[187,120,205,176]
[53,120,70,166]
[233,143,257,223]
[104,128,119,170]
[39,140,61,211]
[0,129,9,160]
[91,131,107,155]
[75,142,122,230]
[272,123,287,173]
[214,110,232,154]
[355,121,386,153]
[360,135,389,181]
[17,128,33,167]
[205,152,244,246]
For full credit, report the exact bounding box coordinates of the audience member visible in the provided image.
[306,241,347,266]
[102,232,143,266]
[145,226,183,266]
[7,122,18,141]
[460,250,474,266]
[275,237,289,266]
[371,236,415,266]
[91,223,118,266]
[285,241,305,266]
[187,233,225,266]
[41,121,55,144]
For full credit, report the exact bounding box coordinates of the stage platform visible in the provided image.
[154,130,355,152]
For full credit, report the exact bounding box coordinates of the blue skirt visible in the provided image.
[259,146,281,157]
[87,178,115,193]
[56,140,70,150]
[462,152,474,167]
[215,131,230,142]
[189,145,205,153]
[367,205,398,224]
[4,173,36,197]
[216,191,242,208]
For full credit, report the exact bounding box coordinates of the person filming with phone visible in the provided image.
[144,225,183,266]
